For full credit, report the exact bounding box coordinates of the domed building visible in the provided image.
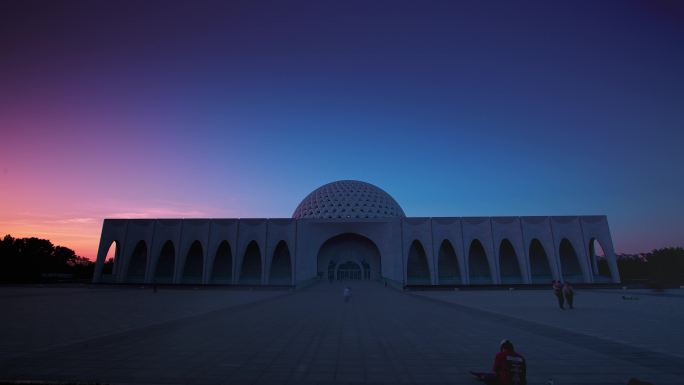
[93,180,621,286]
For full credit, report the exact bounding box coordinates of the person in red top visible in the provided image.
[471,339,526,385]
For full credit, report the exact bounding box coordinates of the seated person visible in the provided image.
[471,339,526,385]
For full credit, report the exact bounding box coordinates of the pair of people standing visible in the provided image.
[552,280,574,309]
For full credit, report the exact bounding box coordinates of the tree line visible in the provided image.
[0,234,95,282]
[598,247,684,286]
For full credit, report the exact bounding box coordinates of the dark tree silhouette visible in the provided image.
[102,258,114,274]
[648,247,684,286]
[0,234,95,282]
[600,256,648,282]
[607,247,684,286]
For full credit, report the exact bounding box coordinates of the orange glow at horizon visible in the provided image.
[0,217,102,261]
[0,203,247,261]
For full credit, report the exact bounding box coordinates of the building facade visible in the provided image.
[92,180,621,286]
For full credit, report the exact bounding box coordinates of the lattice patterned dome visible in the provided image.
[293,180,406,219]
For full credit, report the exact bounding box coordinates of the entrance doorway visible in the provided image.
[318,233,382,281]
[337,261,362,280]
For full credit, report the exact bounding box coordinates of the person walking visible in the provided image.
[562,282,574,309]
[552,280,565,309]
[343,286,351,303]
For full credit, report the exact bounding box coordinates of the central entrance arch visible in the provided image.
[318,233,381,281]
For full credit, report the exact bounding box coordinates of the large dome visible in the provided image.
[293,180,406,219]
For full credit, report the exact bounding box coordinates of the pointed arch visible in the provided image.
[211,240,232,283]
[406,240,430,285]
[126,240,147,283]
[102,240,118,277]
[468,239,491,284]
[559,238,582,282]
[529,239,552,283]
[437,239,461,284]
[499,239,522,284]
[182,240,204,284]
[154,240,175,283]
[240,240,262,284]
[589,238,612,282]
[269,241,292,285]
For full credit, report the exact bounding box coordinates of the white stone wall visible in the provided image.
[580,216,620,283]
[461,217,498,284]
[235,219,267,284]
[550,216,592,282]
[265,219,297,285]
[401,218,435,284]
[93,216,620,285]
[491,217,529,283]
[206,219,238,284]
[147,219,183,283]
[520,217,561,281]
[430,218,466,284]
[118,219,154,283]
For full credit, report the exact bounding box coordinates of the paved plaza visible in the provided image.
[1,283,683,385]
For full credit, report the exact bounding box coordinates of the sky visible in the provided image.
[0,0,683,260]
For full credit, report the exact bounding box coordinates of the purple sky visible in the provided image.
[1,0,683,259]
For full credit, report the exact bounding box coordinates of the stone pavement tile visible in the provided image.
[304,371,337,382]
[225,370,264,384]
[335,371,365,382]
[365,370,402,380]
[1,283,682,385]
[0,286,288,361]
[410,373,449,383]
[417,289,684,359]
[266,364,298,372]
[253,372,293,384]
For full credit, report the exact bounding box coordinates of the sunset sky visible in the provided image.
[1,0,683,260]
